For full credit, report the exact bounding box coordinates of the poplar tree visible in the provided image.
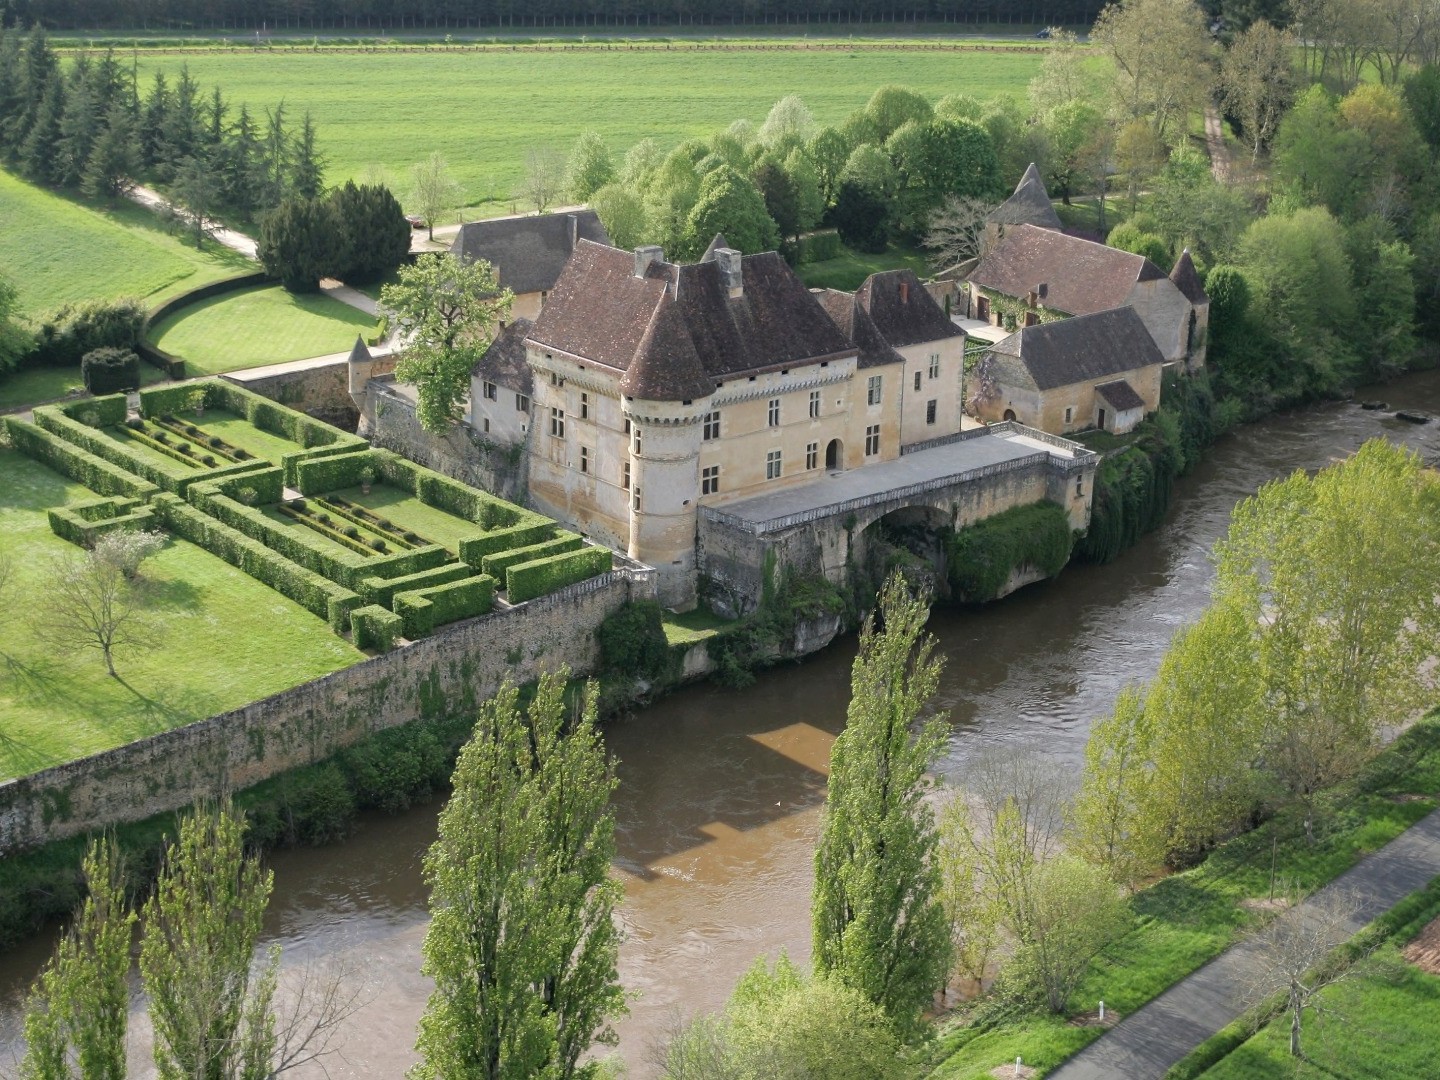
[413,673,625,1080]
[811,574,952,1033]
[20,837,134,1080]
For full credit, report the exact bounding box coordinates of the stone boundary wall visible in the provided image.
[226,356,395,431]
[0,567,655,855]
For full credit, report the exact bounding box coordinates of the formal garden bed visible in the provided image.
[4,380,615,659]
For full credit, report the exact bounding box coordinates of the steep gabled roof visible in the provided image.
[1169,249,1209,305]
[855,269,965,349]
[471,317,535,393]
[1095,379,1146,411]
[527,240,856,401]
[970,224,1168,317]
[449,210,611,296]
[700,233,731,262]
[988,307,1165,391]
[814,289,906,370]
[986,163,1063,231]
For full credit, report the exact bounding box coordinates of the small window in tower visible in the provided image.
[580,446,589,473]
[580,392,589,420]
[621,460,631,490]
[914,370,921,393]
[703,411,720,440]
[632,487,641,512]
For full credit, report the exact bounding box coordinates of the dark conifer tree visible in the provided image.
[19,75,63,184]
[82,99,139,199]
[258,195,339,292]
[328,180,411,283]
[291,109,325,199]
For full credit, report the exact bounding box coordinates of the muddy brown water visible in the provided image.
[2,376,1438,1077]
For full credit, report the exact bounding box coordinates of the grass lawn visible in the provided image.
[797,243,931,291]
[150,284,379,374]
[0,363,169,413]
[329,485,485,551]
[0,449,362,782]
[662,606,732,646]
[188,409,305,463]
[0,169,251,320]
[1199,943,1440,1079]
[131,49,1044,211]
[925,716,1440,1079]
[259,503,370,558]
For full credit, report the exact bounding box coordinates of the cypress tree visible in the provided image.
[291,109,325,199]
[19,76,63,185]
[258,194,339,292]
[82,99,139,199]
[328,180,410,284]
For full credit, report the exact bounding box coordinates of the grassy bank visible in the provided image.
[0,448,362,781]
[925,713,1440,1078]
[149,283,379,373]
[0,169,251,320]
[128,49,1044,206]
[796,243,930,291]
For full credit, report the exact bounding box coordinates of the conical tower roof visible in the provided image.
[619,294,714,402]
[986,163,1063,231]
[346,335,372,365]
[1169,249,1208,305]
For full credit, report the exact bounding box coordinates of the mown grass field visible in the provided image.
[924,716,1440,1078]
[0,169,252,320]
[133,48,1045,213]
[0,448,362,782]
[150,283,379,373]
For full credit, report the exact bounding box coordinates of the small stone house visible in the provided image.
[968,306,1166,436]
[449,210,611,322]
[964,223,1208,370]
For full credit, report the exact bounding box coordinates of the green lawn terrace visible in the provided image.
[4,378,615,654]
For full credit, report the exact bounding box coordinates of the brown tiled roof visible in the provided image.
[449,210,611,296]
[471,318,534,394]
[986,163,1063,231]
[856,269,965,349]
[988,307,1164,391]
[970,224,1168,316]
[528,240,857,401]
[814,289,906,370]
[1095,378,1146,411]
[1169,249,1209,305]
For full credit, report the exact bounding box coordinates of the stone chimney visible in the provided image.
[716,248,743,297]
[899,280,909,304]
[634,245,664,278]
[566,213,579,251]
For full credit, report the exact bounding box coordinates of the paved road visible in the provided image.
[1050,807,1440,1079]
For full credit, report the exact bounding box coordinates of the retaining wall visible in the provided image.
[226,355,395,431]
[0,567,655,855]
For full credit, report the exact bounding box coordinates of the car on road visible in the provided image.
[406,214,426,229]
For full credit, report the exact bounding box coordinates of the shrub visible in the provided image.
[293,450,378,495]
[92,528,167,578]
[57,393,127,428]
[209,436,223,448]
[327,180,412,285]
[506,545,612,603]
[359,562,475,608]
[339,723,450,813]
[458,522,555,565]
[797,229,843,263]
[258,195,341,293]
[21,299,144,370]
[344,525,360,539]
[80,347,141,395]
[479,532,583,578]
[153,430,169,443]
[370,538,387,552]
[350,604,403,651]
[947,501,1073,602]
[393,574,496,637]
[598,601,672,679]
[201,455,216,466]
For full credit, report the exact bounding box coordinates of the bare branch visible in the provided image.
[923,195,996,273]
[270,953,376,1077]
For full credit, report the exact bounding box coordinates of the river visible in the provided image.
[2,374,1438,1077]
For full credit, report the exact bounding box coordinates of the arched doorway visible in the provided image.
[1003,409,1017,422]
[825,438,843,470]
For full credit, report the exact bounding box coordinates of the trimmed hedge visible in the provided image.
[152,493,360,632]
[33,405,267,495]
[81,347,141,395]
[293,449,377,495]
[211,467,285,506]
[48,498,156,547]
[796,229,843,264]
[505,545,612,603]
[393,574,496,638]
[137,380,216,419]
[139,379,365,459]
[137,271,267,377]
[458,521,555,566]
[350,604,404,651]
[480,532,583,578]
[360,562,474,608]
[58,393,128,428]
[4,418,161,500]
[372,448,531,529]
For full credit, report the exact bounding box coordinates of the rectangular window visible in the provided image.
[809,390,820,419]
[865,424,880,456]
[1076,476,1084,497]
[926,399,937,425]
[913,370,922,393]
[515,393,529,412]
[1064,406,1073,424]
[701,465,720,496]
[766,449,782,480]
[632,487,641,512]
[580,392,589,420]
[633,428,641,454]
[768,398,781,427]
[703,411,720,440]
[806,442,818,470]
[867,375,882,406]
[621,460,631,490]
[549,407,565,439]
[580,446,589,473]
[483,380,497,401]
[929,353,940,379]
[624,418,631,435]
[482,418,490,433]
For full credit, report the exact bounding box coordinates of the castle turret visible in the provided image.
[1169,249,1210,370]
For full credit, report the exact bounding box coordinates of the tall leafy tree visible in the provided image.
[381,252,512,431]
[20,836,134,1080]
[1093,0,1214,144]
[812,574,952,1033]
[408,151,459,241]
[679,163,778,260]
[413,673,625,1080]
[81,99,140,199]
[564,130,616,203]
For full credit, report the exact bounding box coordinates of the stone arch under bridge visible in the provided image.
[696,423,1097,616]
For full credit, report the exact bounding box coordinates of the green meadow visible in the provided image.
[0,169,251,320]
[133,48,1044,211]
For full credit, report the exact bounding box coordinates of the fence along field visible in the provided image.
[130,47,1044,206]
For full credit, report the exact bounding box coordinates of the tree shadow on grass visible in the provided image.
[143,574,204,612]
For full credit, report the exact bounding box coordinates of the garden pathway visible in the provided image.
[128,184,259,259]
[1049,807,1440,1079]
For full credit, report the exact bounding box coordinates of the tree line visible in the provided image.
[0,0,1108,33]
